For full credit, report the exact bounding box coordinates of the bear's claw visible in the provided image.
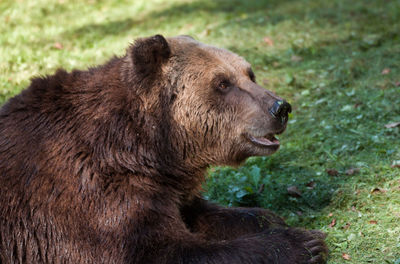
[304,230,328,264]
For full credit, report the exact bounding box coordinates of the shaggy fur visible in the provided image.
[0,35,327,263]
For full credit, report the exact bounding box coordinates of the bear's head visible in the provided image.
[123,35,291,169]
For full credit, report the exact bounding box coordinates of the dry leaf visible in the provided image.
[291,55,303,62]
[342,253,351,260]
[326,168,339,176]
[369,220,378,224]
[272,61,280,67]
[385,122,400,128]
[54,42,64,50]
[287,186,302,198]
[263,37,274,46]
[200,28,211,37]
[343,223,351,230]
[391,160,400,168]
[371,187,387,194]
[329,218,336,228]
[381,68,391,75]
[328,213,333,217]
[306,181,316,189]
[345,168,360,175]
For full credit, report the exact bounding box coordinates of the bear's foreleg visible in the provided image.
[181,196,289,240]
[176,196,328,263]
[139,222,327,264]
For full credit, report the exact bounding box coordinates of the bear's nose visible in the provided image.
[269,100,292,124]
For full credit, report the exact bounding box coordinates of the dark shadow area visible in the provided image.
[63,0,399,42]
[62,0,291,41]
[70,18,140,38]
[205,161,337,213]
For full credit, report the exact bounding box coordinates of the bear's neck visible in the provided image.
[50,57,209,199]
[3,56,208,204]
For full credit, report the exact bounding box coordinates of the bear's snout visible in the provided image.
[269,100,292,125]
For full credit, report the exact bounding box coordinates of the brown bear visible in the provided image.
[0,35,327,263]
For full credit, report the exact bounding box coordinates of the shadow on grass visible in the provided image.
[204,146,339,218]
[61,0,289,41]
[63,0,399,41]
[70,18,140,38]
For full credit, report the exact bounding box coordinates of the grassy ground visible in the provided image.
[1,0,399,263]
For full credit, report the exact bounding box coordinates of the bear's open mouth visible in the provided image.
[246,134,280,148]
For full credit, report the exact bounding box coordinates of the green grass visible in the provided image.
[1,0,400,263]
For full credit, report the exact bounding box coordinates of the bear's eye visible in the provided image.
[248,70,256,83]
[217,80,231,93]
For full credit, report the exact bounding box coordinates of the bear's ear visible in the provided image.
[130,35,171,77]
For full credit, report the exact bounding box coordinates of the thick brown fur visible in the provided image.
[0,35,327,263]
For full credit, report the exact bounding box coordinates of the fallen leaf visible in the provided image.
[291,55,303,62]
[263,37,274,46]
[351,206,357,211]
[343,223,351,230]
[345,168,360,175]
[306,181,316,189]
[391,160,400,168]
[54,42,64,50]
[371,187,387,194]
[385,122,400,128]
[381,68,391,75]
[328,213,333,217]
[287,186,302,198]
[200,28,211,37]
[342,253,351,260]
[395,81,400,87]
[183,23,193,29]
[369,220,378,224]
[329,218,336,228]
[326,168,339,176]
